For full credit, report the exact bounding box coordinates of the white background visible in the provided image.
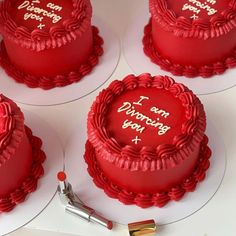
[6,0,236,235]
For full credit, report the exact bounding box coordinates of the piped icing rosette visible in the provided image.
[85,74,211,208]
[143,0,236,78]
[0,94,45,212]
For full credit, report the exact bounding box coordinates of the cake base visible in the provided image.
[0,126,45,213]
[143,20,236,78]
[0,26,103,90]
[84,136,211,208]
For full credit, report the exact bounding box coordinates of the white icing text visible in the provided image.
[117,96,171,136]
[182,0,218,19]
[18,0,63,29]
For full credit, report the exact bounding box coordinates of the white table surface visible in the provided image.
[7,0,236,235]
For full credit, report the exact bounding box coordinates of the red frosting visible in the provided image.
[0,0,104,89]
[168,0,229,19]
[85,74,211,207]
[0,95,45,212]
[143,0,236,78]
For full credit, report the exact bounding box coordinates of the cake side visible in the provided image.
[86,74,209,200]
[0,95,45,212]
[144,0,236,77]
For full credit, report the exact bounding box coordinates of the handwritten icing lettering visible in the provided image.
[150,107,170,118]
[182,3,201,14]
[182,0,218,18]
[24,12,43,22]
[117,96,171,137]
[17,0,63,29]
[133,96,149,106]
[122,120,145,134]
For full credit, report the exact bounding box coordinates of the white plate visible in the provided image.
[123,1,236,95]
[0,16,120,106]
[0,110,64,235]
[64,118,226,226]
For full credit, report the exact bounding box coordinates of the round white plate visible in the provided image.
[123,1,236,95]
[0,110,64,235]
[65,119,226,226]
[0,16,120,106]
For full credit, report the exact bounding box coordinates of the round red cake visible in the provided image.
[143,0,236,78]
[0,0,103,89]
[85,74,211,208]
[0,94,45,212]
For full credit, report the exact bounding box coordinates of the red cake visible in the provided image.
[143,0,236,78]
[0,94,45,212]
[0,0,103,89]
[85,74,211,208]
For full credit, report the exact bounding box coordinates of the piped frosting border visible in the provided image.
[0,0,93,51]
[0,94,24,166]
[143,20,236,78]
[84,136,211,208]
[0,125,46,213]
[87,74,206,171]
[0,26,103,90]
[150,0,236,39]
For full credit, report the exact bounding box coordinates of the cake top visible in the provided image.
[0,0,92,51]
[88,74,206,170]
[106,87,187,149]
[150,0,236,39]
[13,0,73,31]
[167,0,229,19]
[0,94,24,166]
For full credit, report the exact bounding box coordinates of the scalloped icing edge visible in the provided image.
[150,0,236,40]
[0,26,104,90]
[0,0,93,51]
[84,135,212,208]
[143,19,236,78]
[0,125,46,213]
